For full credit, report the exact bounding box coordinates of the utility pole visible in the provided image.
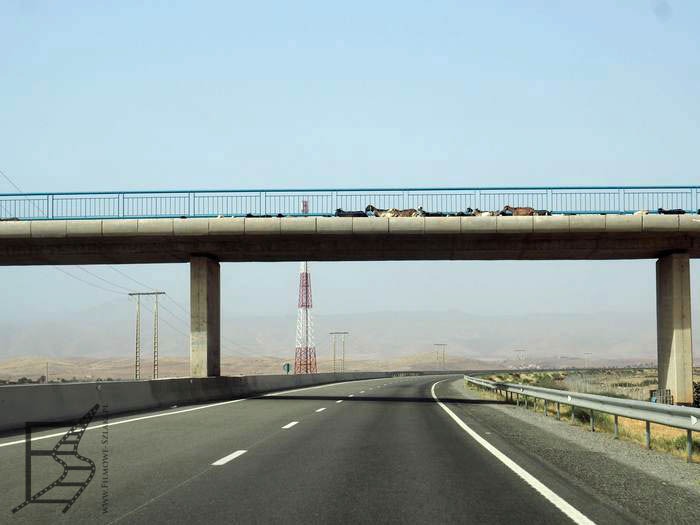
[330,333,336,373]
[153,293,160,379]
[342,333,347,372]
[135,295,141,379]
[129,292,166,380]
[330,332,349,373]
[434,344,446,370]
[45,362,49,384]
[514,349,525,368]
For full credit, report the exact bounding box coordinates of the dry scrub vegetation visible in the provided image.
[472,369,700,463]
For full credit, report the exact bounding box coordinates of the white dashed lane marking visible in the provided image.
[212,450,247,466]
[282,421,299,429]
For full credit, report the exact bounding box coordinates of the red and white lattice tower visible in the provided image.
[294,201,317,374]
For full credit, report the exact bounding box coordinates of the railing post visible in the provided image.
[556,402,560,421]
[687,430,693,463]
[613,415,619,439]
[543,399,547,416]
[645,421,651,449]
[571,406,575,424]
[619,188,625,213]
[590,409,595,432]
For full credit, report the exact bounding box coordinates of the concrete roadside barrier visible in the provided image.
[0,372,392,434]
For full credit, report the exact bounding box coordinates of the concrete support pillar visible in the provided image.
[656,254,694,405]
[190,256,221,377]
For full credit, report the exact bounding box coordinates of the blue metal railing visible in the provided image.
[0,186,698,220]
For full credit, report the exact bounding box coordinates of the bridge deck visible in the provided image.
[1,215,699,264]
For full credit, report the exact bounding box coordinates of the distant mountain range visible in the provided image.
[0,307,696,380]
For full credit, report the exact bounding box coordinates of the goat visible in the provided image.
[500,205,536,216]
[335,208,368,218]
[365,205,420,217]
[472,209,496,217]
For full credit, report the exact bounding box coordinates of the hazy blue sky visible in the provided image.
[0,2,698,346]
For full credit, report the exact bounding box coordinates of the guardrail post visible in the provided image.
[613,415,619,439]
[590,409,595,432]
[571,406,575,424]
[556,402,560,421]
[645,421,651,449]
[543,400,547,416]
[687,430,693,463]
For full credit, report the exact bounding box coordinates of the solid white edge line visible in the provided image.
[430,380,595,525]
[282,421,299,429]
[0,398,247,449]
[212,449,247,466]
[315,408,327,412]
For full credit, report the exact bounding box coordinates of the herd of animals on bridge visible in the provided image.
[4,205,691,221]
[240,205,693,219]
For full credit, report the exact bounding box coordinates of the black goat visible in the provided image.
[335,208,368,218]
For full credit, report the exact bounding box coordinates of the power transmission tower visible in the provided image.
[330,332,349,373]
[129,292,166,380]
[294,202,317,374]
[434,344,446,370]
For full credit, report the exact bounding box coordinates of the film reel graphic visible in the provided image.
[12,404,100,514]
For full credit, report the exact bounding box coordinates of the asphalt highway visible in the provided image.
[0,375,693,524]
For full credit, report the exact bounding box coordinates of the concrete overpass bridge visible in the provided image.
[1,186,697,404]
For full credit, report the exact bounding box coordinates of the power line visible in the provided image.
[158,302,190,326]
[76,266,133,294]
[0,167,23,193]
[53,267,126,296]
[1,166,254,359]
[108,266,156,291]
[164,296,190,316]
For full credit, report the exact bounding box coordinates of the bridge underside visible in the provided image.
[0,233,699,265]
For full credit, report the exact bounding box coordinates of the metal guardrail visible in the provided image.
[1,186,699,220]
[464,375,700,462]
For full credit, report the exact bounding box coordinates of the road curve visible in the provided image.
[0,375,690,524]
